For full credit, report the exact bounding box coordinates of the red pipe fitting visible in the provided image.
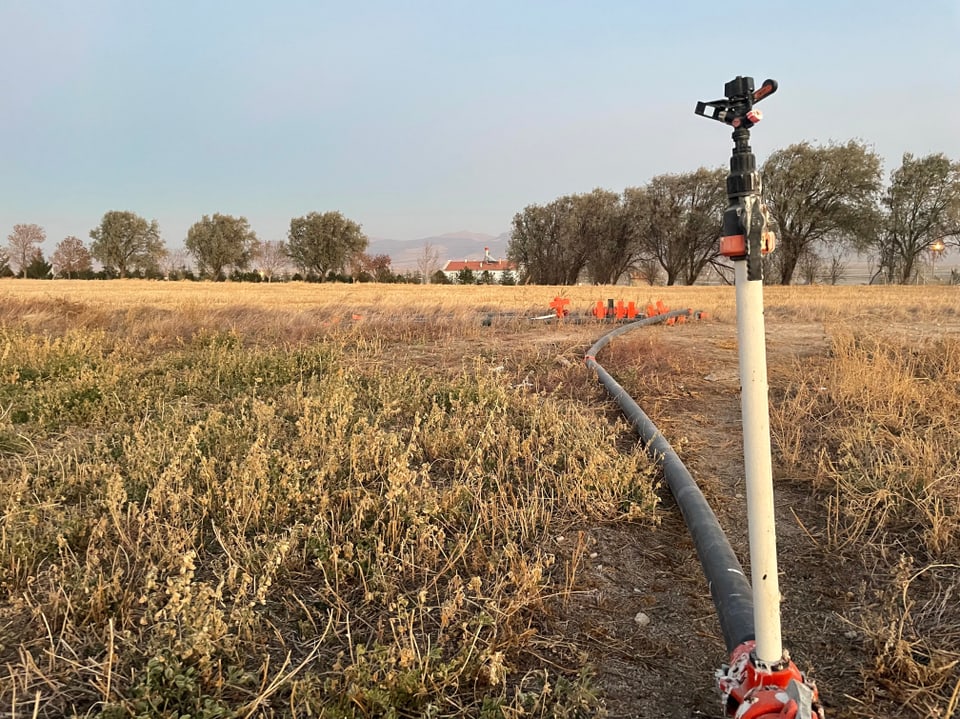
[716,642,824,718]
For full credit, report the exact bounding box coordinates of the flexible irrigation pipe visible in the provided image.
[583,310,755,654]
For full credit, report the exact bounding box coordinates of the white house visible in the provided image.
[442,247,517,283]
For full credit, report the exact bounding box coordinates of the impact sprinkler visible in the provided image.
[696,77,825,719]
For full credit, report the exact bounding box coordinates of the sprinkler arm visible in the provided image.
[695,77,778,129]
[697,76,778,282]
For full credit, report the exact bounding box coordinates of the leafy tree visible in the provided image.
[0,249,10,277]
[583,188,648,285]
[90,211,165,278]
[287,211,367,279]
[431,269,451,285]
[508,203,557,284]
[508,198,584,284]
[555,190,612,284]
[185,213,259,280]
[6,223,45,278]
[761,140,882,284]
[456,267,476,284]
[351,252,394,282]
[637,168,727,285]
[370,254,394,282]
[229,269,263,283]
[511,191,639,285]
[510,177,723,286]
[676,168,729,285]
[51,236,92,278]
[872,153,960,284]
[25,250,52,279]
[498,270,516,286]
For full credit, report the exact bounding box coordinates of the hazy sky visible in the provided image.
[3,0,958,252]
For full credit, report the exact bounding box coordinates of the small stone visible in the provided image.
[844,630,858,640]
[634,612,651,627]
[589,552,598,559]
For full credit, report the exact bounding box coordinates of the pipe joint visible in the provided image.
[716,641,824,719]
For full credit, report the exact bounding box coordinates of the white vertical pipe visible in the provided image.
[734,260,783,668]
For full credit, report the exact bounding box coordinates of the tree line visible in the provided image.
[507,143,960,285]
[6,142,958,286]
[1,210,422,283]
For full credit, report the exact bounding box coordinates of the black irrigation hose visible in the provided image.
[584,311,755,654]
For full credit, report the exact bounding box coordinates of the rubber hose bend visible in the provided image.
[584,310,755,653]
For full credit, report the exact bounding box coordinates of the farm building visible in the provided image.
[442,247,517,283]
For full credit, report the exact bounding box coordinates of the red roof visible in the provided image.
[443,259,516,272]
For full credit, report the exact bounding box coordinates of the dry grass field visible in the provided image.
[1,280,958,718]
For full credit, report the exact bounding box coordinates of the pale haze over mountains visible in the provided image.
[368,232,512,271]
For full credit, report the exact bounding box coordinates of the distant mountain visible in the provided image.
[368,231,511,271]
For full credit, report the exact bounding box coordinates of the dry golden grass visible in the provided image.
[3,279,957,335]
[771,325,960,717]
[1,279,958,717]
[0,281,658,718]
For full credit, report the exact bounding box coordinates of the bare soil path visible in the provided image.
[549,317,879,718]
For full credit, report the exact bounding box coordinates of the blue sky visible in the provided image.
[2,1,958,252]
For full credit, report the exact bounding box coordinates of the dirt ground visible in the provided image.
[539,317,887,719]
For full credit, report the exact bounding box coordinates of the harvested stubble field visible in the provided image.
[1,280,958,719]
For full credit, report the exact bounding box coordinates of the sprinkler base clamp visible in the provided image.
[716,641,824,719]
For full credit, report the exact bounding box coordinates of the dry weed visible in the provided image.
[0,286,661,717]
[772,327,960,716]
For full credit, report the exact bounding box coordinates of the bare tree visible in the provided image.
[159,249,193,279]
[256,240,291,281]
[821,252,847,285]
[796,249,822,285]
[51,236,92,278]
[7,223,46,278]
[632,259,662,286]
[416,242,441,283]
